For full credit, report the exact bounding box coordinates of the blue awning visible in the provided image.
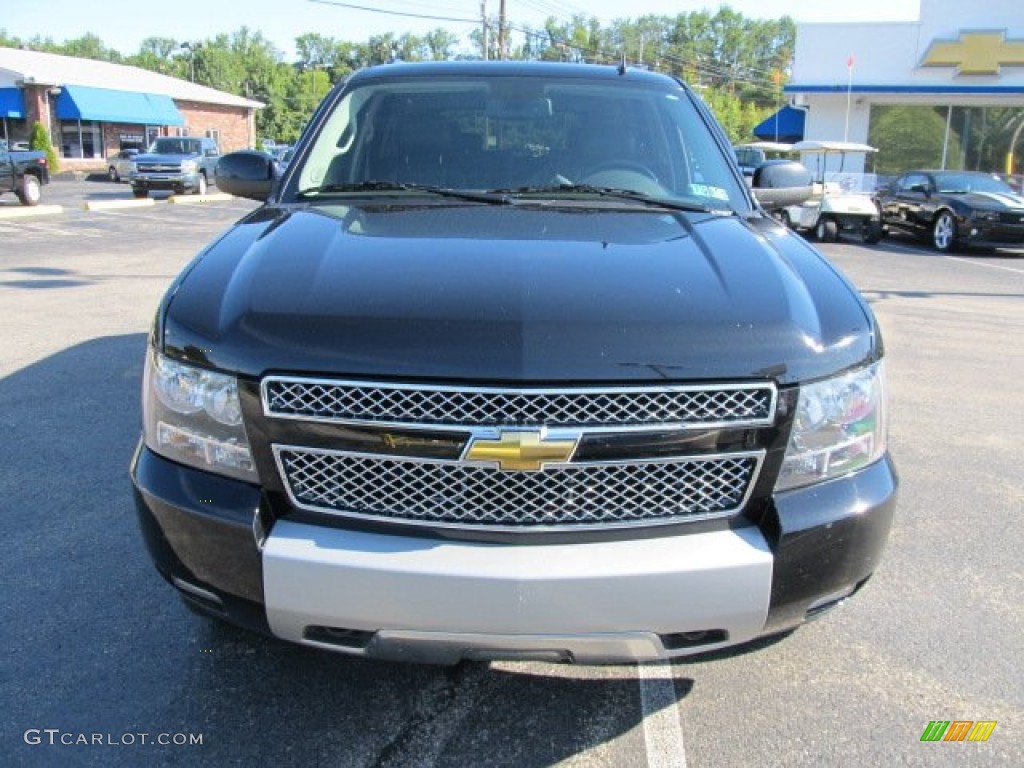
[753,105,806,143]
[0,87,25,118]
[55,85,184,126]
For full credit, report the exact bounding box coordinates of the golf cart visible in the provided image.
[777,141,882,244]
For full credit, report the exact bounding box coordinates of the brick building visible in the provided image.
[0,47,262,172]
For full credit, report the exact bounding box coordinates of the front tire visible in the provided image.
[815,216,838,242]
[779,210,794,230]
[132,187,149,199]
[932,211,957,252]
[16,174,41,206]
[862,220,882,245]
[108,166,120,182]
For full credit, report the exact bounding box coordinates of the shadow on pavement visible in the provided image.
[1,334,694,768]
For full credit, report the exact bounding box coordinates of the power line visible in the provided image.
[305,0,786,95]
[308,0,478,25]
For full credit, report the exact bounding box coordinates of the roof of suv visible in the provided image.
[346,60,683,87]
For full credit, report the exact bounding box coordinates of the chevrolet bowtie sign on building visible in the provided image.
[784,0,1024,184]
[921,31,1024,76]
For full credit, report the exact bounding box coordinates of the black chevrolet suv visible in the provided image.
[131,62,896,664]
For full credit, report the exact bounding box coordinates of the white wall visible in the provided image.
[792,0,1024,89]
[790,0,1024,174]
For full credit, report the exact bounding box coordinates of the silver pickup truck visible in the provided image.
[130,136,219,198]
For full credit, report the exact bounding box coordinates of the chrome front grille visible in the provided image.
[262,378,776,429]
[136,163,181,173]
[274,447,762,530]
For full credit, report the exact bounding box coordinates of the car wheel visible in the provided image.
[16,174,41,206]
[862,220,882,245]
[932,211,957,252]
[195,173,208,196]
[108,166,120,182]
[132,187,149,199]
[815,217,838,242]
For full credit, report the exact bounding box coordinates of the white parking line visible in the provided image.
[864,240,1024,274]
[638,663,687,768]
[945,255,1024,275]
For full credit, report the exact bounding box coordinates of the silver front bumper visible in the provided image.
[262,521,773,663]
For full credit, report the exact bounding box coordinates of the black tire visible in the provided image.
[16,174,41,206]
[194,173,208,196]
[779,210,794,230]
[932,210,957,252]
[108,166,119,182]
[815,216,838,242]
[132,187,149,199]
[862,220,882,245]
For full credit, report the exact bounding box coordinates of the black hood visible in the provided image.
[161,203,880,385]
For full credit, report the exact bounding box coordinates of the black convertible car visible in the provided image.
[875,170,1024,252]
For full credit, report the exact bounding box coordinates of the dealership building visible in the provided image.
[0,47,262,170]
[785,0,1024,181]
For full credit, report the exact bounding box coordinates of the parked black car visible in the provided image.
[875,170,1024,252]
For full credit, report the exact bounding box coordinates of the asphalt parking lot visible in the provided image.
[1,180,1022,767]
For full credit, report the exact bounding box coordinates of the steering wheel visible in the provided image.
[581,161,660,183]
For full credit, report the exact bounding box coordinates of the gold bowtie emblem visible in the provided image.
[464,430,578,472]
[921,31,1024,76]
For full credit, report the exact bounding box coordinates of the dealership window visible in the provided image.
[59,120,102,159]
[869,104,1024,177]
[118,131,145,151]
[205,128,220,148]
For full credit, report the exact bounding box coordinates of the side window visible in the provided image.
[899,173,929,193]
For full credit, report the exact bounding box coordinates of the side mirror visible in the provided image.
[751,159,814,211]
[215,151,275,201]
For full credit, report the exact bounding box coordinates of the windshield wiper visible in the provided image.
[296,180,510,205]
[489,183,717,214]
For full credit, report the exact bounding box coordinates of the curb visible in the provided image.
[167,193,235,205]
[82,199,157,211]
[0,204,64,219]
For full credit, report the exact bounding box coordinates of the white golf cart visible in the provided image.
[778,140,882,244]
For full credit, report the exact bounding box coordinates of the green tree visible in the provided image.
[29,121,59,173]
[868,106,955,174]
[424,29,459,61]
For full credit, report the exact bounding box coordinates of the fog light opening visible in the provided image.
[660,629,728,650]
[804,585,857,621]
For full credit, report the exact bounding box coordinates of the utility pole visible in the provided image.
[498,0,507,60]
[481,1,488,61]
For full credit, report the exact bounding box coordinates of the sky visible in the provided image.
[1,0,923,61]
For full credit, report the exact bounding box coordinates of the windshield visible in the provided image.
[289,73,748,212]
[148,138,200,155]
[933,172,1015,195]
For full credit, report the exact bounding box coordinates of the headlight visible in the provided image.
[181,159,198,173]
[775,362,888,492]
[142,350,257,482]
[972,209,999,223]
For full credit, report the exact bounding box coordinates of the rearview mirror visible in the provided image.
[215,151,276,201]
[751,159,813,211]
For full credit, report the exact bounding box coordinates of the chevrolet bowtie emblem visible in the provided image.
[921,31,1024,76]
[464,430,578,472]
